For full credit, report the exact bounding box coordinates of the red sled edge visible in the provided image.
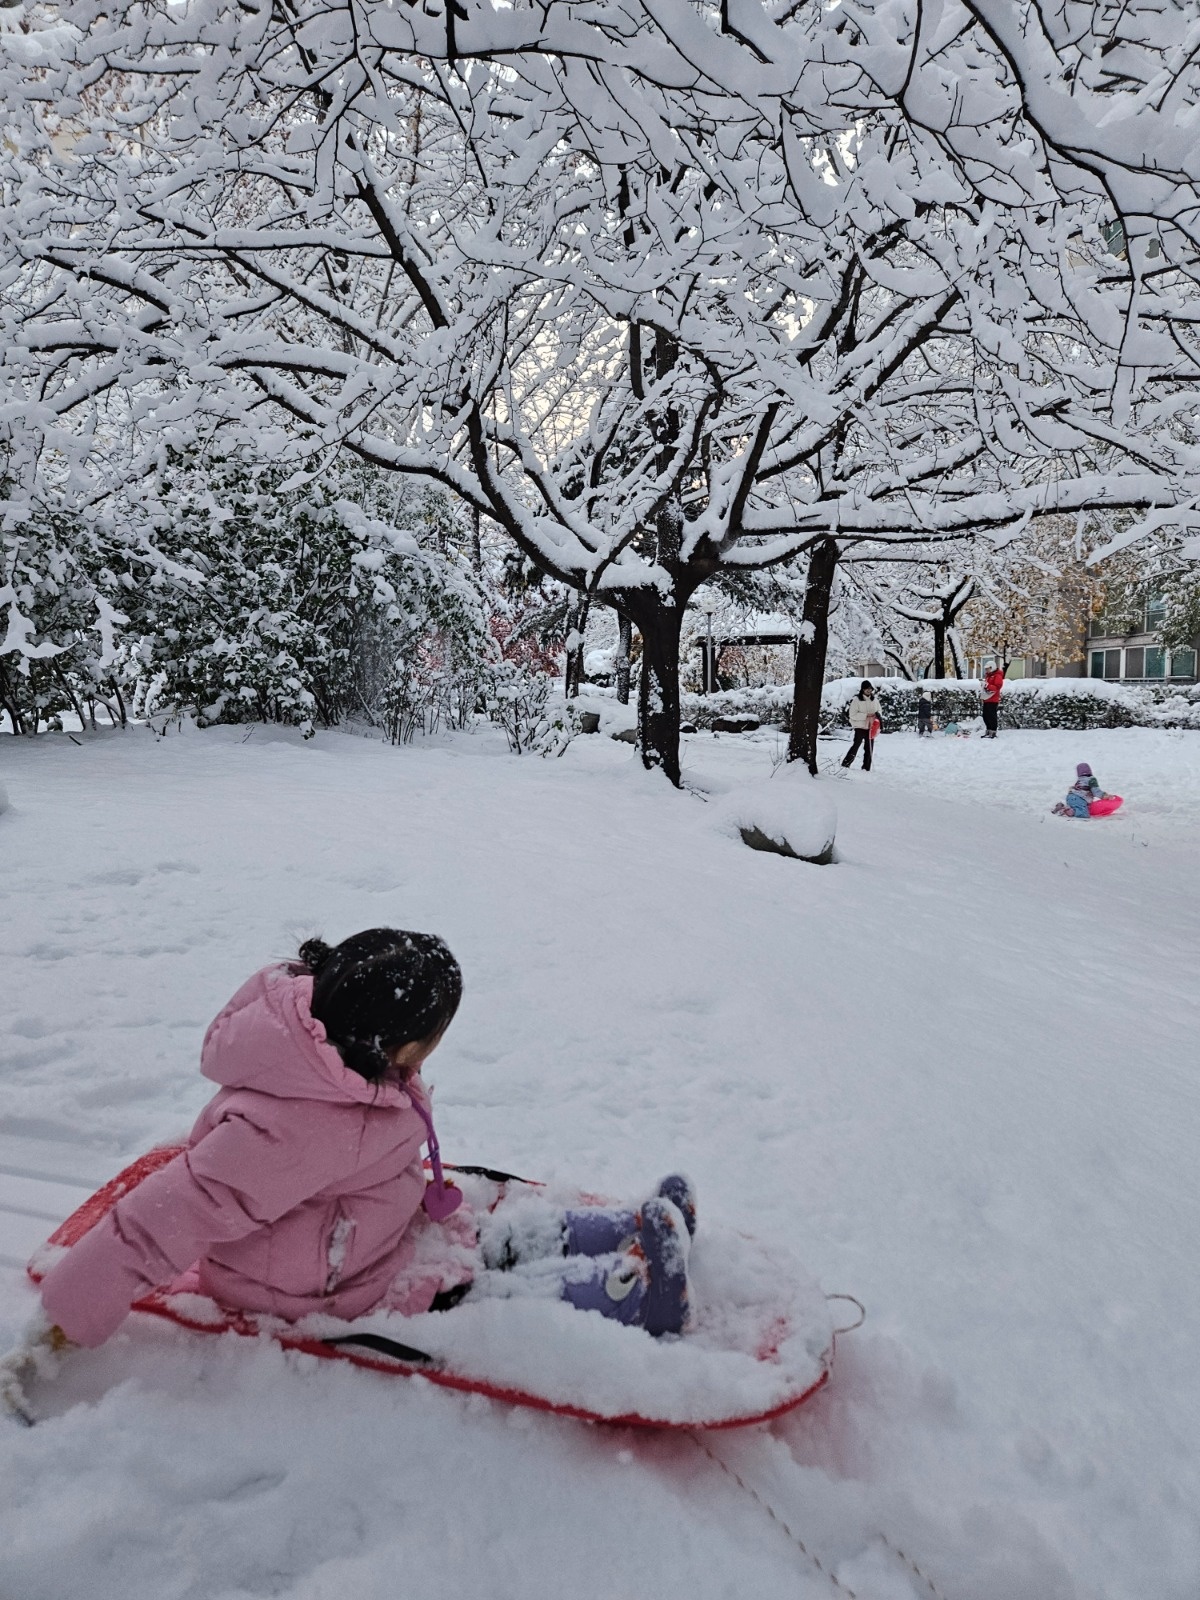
[28,1145,831,1432]
[1088,795,1124,816]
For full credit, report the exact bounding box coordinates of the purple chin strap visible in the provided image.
[410,1094,464,1221]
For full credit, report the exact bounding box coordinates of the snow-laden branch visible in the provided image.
[3,0,1200,616]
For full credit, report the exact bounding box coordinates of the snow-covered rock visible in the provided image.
[712,771,836,864]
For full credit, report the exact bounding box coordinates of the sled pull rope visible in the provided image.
[826,1293,866,1337]
[871,1533,953,1600]
[690,1432,858,1598]
[694,1434,956,1600]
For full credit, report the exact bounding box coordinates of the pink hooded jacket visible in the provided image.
[40,966,469,1347]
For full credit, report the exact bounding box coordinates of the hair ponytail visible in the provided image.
[298,937,335,975]
[297,927,463,1085]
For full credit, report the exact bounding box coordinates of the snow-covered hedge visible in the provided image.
[672,677,1200,734]
[679,686,793,729]
[823,676,1200,731]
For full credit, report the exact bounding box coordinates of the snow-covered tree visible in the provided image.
[3,0,1199,778]
[957,520,1104,673]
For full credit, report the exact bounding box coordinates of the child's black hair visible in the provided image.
[297,928,463,1084]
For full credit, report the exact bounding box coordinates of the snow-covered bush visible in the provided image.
[484,670,551,754]
[373,626,490,745]
[1,454,491,741]
[712,772,837,864]
[679,687,793,730]
[0,493,132,735]
[821,677,1176,731]
[676,676,1200,739]
[117,457,489,739]
[999,681,1141,730]
[484,673,584,757]
[1128,688,1200,731]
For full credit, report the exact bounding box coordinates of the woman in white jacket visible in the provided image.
[842,681,880,771]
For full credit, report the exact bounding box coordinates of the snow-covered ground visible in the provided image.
[826,723,1200,840]
[2,720,1199,1600]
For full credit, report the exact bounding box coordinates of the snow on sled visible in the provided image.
[28,1146,835,1431]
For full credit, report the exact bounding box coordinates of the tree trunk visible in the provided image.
[563,597,590,698]
[787,537,839,774]
[53,661,86,733]
[932,620,946,679]
[0,659,26,734]
[947,626,965,678]
[627,597,684,785]
[944,581,973,678]
[615,612,632,705]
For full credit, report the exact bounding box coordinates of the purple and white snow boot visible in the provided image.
[637,1197,691,1337]
[655,1173,697,1239]
[563,1205,638,1257]
[560,1197,692,1337]
[560,1254,648,1327]
[562,1174,697,1257]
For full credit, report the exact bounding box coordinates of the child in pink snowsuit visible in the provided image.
[39,929,692,1348]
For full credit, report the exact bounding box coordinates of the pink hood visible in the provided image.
[41,967,471,1346]
[200,965,416,1108]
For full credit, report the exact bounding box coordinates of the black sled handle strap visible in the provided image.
[323,1332,436,1365]
[445,1161,538,1185]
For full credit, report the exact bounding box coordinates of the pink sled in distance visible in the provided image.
[1089,795,1124,817]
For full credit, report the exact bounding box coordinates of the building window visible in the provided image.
[1090,651,1104,678]
[1145,593,1167,632]
[1144,646,1166,678]
[1171,648,1197,679]
[1124,646,1144,678]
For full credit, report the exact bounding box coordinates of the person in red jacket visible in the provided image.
[981,665,1004,738]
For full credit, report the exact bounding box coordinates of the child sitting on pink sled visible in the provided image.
[1052,763,1123,818]
[36,929,695,1350]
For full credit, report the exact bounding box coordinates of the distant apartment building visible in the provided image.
[969,651,1082,681]
[1086,592,1198,685]
[861,588,1200,685]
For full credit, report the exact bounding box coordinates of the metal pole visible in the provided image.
[705,612,713,694]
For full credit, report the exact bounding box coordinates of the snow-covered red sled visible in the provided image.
[28,1147,836,1431]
